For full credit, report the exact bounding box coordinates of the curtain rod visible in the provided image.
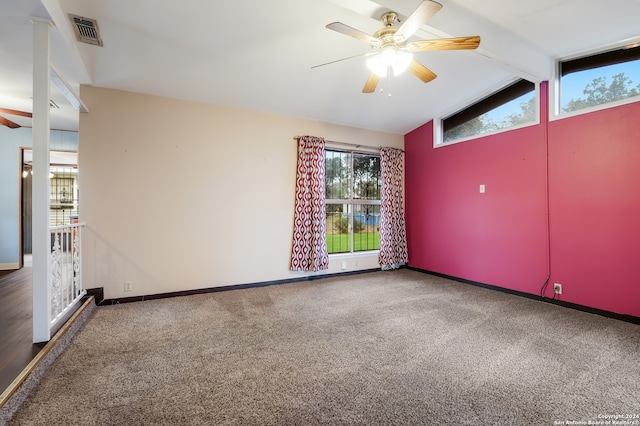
[293,136,404,152]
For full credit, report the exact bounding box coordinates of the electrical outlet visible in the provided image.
[554,283,562,295]
[124,281,132,292]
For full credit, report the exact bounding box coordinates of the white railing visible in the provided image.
[49,222,86,330]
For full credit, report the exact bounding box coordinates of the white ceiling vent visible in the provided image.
[69,14,103,46]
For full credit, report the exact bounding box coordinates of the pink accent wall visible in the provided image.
[405,82,640,317]
[548,101,640,316]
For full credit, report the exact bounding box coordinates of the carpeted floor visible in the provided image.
[6,269,640,425]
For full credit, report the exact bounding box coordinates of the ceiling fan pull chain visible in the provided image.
[388,71,392,97]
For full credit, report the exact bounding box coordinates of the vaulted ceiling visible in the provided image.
[1,0,639,134]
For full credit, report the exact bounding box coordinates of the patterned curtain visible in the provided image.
[290,136,329,272]
[378,147,408,270]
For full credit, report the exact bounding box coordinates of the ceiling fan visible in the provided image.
[0,108,32,129]
[316,0,480,93]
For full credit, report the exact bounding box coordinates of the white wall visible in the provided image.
[79,86,404,299]
[0,126,78,268]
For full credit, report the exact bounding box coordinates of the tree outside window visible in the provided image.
[560,45,640,114]
[325,149,381,254]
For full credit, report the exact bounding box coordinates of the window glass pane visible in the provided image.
[353,153,381,200]
[353,204,380,252]
[325,150,351,200]
[443,79,535,143]
[561,58,640,113]
[325,149,381,254]
[326,203,351,254]
[50,173,77,227]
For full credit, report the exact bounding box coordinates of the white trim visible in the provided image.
[50,291,86,333]
[32,18,52,344]
[50,67,89,113]
[534,82,542,126]
[434,121,540,148]
[550,94,640,122]
[549,60,561,119]
[433,116,443,147]
[329,250,379,258]
[434,81,541,148]
[324,141,380,154]
[555,36,640,65]
[550,38,640,122]
[326,199,381,206]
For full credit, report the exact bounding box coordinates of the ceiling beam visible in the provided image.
[418,0,552,82]
[50,67,89,113]
[40,0,92,85]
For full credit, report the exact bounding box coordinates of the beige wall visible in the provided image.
[79,86,403,299]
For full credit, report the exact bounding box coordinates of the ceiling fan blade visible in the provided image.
[311,52,372,69]
[406,36,481,52]
[0,108,32,118]
[409,60,437,83]
[0,115,22,129]
[326,22,378,45]
[362,73,380,93]
[396,0,443,41]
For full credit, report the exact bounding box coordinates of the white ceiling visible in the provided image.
[1,0,639,134]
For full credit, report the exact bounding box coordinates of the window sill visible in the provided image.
[435,120,539,148]
[550,95,640,122]
[329,251,379,258]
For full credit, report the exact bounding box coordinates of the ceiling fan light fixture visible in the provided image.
[380,46,398,66]
[322,2,479,93]
[366,55,387,77]
[366,48,413,77]
[392,50,413,76]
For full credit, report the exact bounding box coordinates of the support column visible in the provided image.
[32,18,51,343]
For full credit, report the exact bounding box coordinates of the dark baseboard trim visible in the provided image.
[85,288,104,305]
[406,266,640,325]
[102,268,382,305]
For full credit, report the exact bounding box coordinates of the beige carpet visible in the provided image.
[7,269,640,425]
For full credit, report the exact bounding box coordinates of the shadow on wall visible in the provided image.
[82,226,161,301]
[82,225,281,312]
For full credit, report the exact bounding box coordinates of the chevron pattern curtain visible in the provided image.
[378,147,408,270]
[290,136,329,272]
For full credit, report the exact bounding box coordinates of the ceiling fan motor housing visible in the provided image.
[381,12,398,27]
[374,13,405,48]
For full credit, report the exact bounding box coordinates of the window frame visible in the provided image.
[324,147,381,256]
[551,41,640,121]
[434,79,540,148]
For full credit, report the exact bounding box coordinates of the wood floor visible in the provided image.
[0,268,43,394]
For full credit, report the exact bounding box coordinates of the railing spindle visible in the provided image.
[48,222,87,331]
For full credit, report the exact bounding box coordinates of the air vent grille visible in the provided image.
[69,14,103,46]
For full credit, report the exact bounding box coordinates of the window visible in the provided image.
[23,149,79,228]
[440,79,536,144]
[560,44,640,114]
[49,167,79,227]
[325,149,381,254]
